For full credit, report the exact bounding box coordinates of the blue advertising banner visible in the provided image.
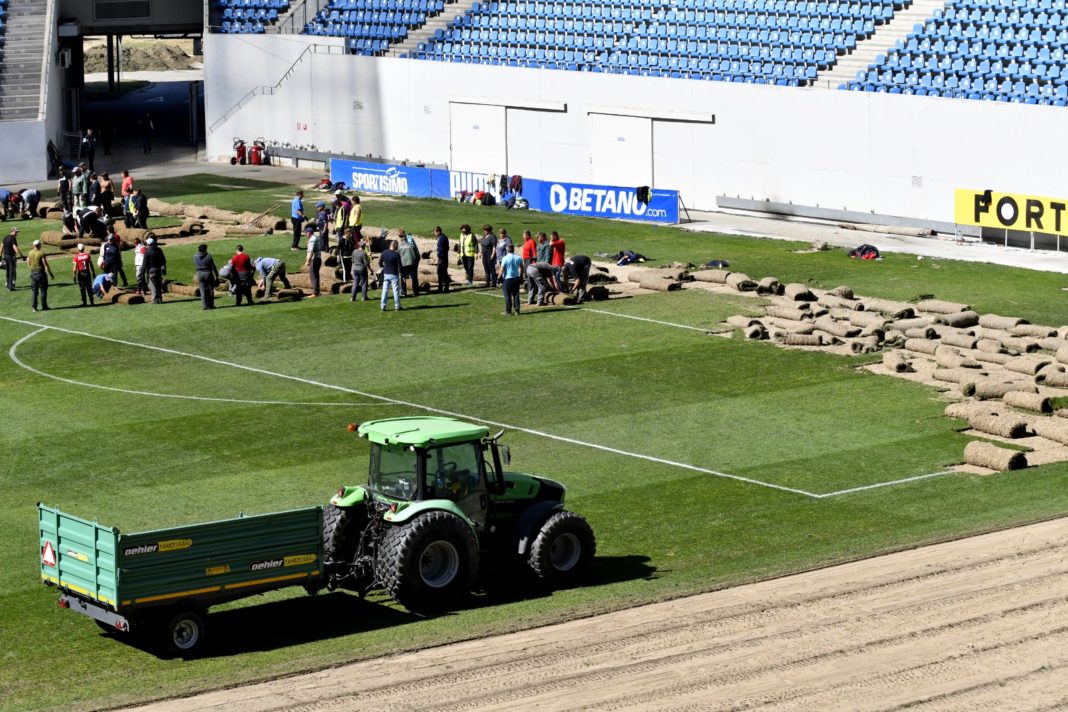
[533,180,678,224]
[330,158,679,224]
[330,159,433,198]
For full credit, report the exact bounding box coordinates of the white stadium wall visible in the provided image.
[205,33,1064,225]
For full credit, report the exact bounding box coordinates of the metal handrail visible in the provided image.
[207,43,341,134]
[38,0,58,120]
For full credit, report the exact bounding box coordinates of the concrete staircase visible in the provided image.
[0,0,48,121]
[390,0,481,56]
[814,0,948,89]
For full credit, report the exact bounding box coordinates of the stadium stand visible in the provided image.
[214,0,293,34]
[302,0,448,56]
[844,0,1068,105]
[406,0,911,85]
[0,0,46,122]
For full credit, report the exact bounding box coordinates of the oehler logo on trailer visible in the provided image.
[250,558,285,572]
[122,538,192,556]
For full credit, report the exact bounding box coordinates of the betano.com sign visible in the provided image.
[955,188,1068,236]
[330,158,678,224]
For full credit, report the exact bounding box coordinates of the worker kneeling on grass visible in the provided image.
[91,272,112,301]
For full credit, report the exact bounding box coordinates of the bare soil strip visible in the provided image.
[122,517,1068,712]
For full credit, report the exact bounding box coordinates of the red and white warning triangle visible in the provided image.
[42,541,57,567]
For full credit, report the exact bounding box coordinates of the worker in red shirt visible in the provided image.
[71,243,96,306]
[520,230,537,296]
[549,231,566,288]
[230,244,254,306]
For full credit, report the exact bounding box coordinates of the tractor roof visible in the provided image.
[357,417,490,448]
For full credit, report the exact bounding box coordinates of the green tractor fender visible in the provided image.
[385,499,477,533]
[512,501,564,557]
[331,486,368,508]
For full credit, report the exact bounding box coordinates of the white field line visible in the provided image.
[1,316,953,498]
[812,471,954,499]
[9,328,389,408]
[472,290,714,332]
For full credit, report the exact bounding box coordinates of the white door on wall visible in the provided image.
[450,103,506,174]
[588,114,652,187]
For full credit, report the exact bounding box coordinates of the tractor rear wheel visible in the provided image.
[376,511,479,612]
[528,511,596,586]
[323,503,367,590]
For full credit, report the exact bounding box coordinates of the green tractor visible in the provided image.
[322,416,596,611]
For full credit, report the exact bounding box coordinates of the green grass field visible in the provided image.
[4,175,1068,711]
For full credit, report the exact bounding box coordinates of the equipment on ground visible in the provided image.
[249,139,268,166]
[231,137,247,165]
[38,418,594,656]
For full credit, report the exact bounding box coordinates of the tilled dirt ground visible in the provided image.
[124,517,1068,712]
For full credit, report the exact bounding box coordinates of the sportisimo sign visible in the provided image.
[329,157,679,224]
[955,188,1068,235]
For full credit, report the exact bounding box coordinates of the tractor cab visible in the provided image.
[358,417,505,530]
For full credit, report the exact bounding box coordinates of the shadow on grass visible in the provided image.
[99,556,656,658]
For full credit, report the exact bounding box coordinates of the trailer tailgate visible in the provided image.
[39,503,120,609]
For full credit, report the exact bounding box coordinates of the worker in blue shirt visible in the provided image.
[497,243,524,316]
[290,190,305,250]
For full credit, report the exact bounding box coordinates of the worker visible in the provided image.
[254,256,291,298]
[350,234,370,301]
[434,226,450,293]
[2,227,21,291]
[397,229,419,297]
[337,227,355,282]
[479,223,497,288]
[143,237,167,304]
[525,261,559,306]
[194,244,220,310]
[379,239,402,311]
[520,230,537,295]
[26,239,54,311]
[72,243,96,306]
[290,189,305,250]
[497,243,524,315]
[91,272,113,301]
[458,224,478,286]
[561,254,593,303]
[302,226,322,298]
[231,244,255,306]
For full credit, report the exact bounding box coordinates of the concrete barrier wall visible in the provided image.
[205,33,1068,224]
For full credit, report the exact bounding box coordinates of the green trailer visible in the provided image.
[38,503,324,655]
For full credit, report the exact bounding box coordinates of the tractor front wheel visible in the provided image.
[528,511,596,586]
[377,511,479,612]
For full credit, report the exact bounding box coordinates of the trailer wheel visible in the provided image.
[162,609,205,657]
[377,511,478,612]
[528,511,596,586]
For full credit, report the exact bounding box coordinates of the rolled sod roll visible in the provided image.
[933,368,975,384]
[1042,370,1068,388]
[1012,323,1057,338]
[1056,345,1068,365]
[781,332,821,346]
[783,283,816,301]
[905,326,938,340]
[860,325,885,341]
[725,272,757,291]
[916,299,970,314]
[883,350,913,372]
[813,317,861,338]
[274,289,304,301]
[811,331,842,346]
[627,268,686,283]
[849,335,880,354]
[827,285,854,299]
[638,277,681,292]
[941,332,979,349]
[112,291,145,305]
[331,281,353,295]
[587,286,609,301]
[935,347,965,369]
[967,413,1029,438]
[165,283,200,297]
[974,380,1037,399]
[765,317,815,334]
[938,310,980,328]
[727,315,764,329]
[559,294,579,306]
[973,351,1012,366]
[818,294,862,311]
[1032,419,1068,446]
[944,402,998,420]
[756,277,782,295]
[690,269,730,284]
[1000,336,1040,353]
[904,338,940,355]
[863,298,914,319]
[766,306,812,321]
[1004,357,1051,376]
[847,311,886,328]
[976,338,1007,354]
[892,316,934,331]
[1004,391,1052,414]
[1035,363,1066,383]
[745,325,768,340]
[979,314,1026,330]
[1038,337,1063,352]
[963,441,1027,471]
[323,254,339,268]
